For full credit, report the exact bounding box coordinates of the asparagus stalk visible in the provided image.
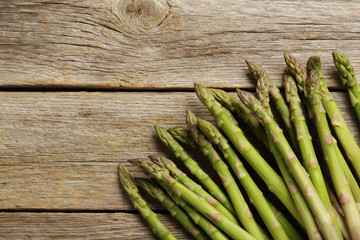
[193,112,293,240]
[325,184,351,240]
[332,51,360,123]
[194,83,302,225]
[210,88,269,148]
[305,70,360,240]
[335,145,360,204]
[283,71,329,205]
[185,111,268,240]
[118,164,177,240]
[267,201,305,240]
[237,90,341,240]
[284,52,360,203]
[154,125,234,213]
[130,158,257,240]
[283,71,341,234]
[243,79,321,239]
[161,184,229,240]
[168,127,197,148]
[137,179,209,240]
[136,162,229,240]
[251,74,322,239]
[150,156,239,225]
[246,61,301,157]
[307,56,360,181]
[284,52,308,94]
[170,121,270,240]
[333,208,350,240]
[263,116,323,240]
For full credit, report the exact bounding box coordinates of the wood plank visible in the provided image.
[0,212,190,239]
[1,1,360,89]
[0,91,358,211]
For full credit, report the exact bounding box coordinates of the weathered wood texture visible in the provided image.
[0,212,189,239]
[1,0,360,89]
[0,91,358,211]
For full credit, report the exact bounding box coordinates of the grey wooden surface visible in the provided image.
[1,0,360,239]
[1,0,360,89]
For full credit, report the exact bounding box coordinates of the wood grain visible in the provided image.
[0,91,358,211]
[1,0,360,89]
[0,212,190,239]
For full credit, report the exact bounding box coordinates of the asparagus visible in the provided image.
[194,83,302,225]
[194,113,292,240]
[247,61,271,110]
[161,185,230,240]
[263,116,323,240]
[285,52,360,203]
[335,145,360,204]
[186,111,267,240]
[118,164,177,240]
[210,88,269,148]
[333,51,360,123]
[267,201,306,240]
[307,56,360,181]
[137,179,208,240]
[326,184,351,240]
[237,90,341,240]
[154,125,234,213]
[284,52,308,94]
[150,156,239,225]
[168,127,197,148]
[283,71,334,215]
[130,158,257,240]
[305,70,360,240]
[246,61,301,156]
[333,208,350,240]
[243,80,321,239]
[136,161,229,240]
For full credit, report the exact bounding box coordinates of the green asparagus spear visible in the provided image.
[237,90,340,240]
[283,71,336,219]
[193,113,291,240]
[284,52,316,131]
[335,146,360,204]
[284,52,360,203]
[137,179,208,240]
[239,82,320,239]
[118,164,177,240]
[149,155,239,225]
[333,208,350,240]
[305,70,360,240]
[194,83,302,225]
[210,88,269,148]
[267,201,306,240]
[246,61,301,157]
[168,127,198,148]
[284,52,308,94]
[307,56,360,181]
[185,111,266,240]
[135,161,229,240]
[332,51,360,123]
[161,185,229,240]
[264,115,321,240]
[247,61,271,110]
[154,125,234,213]
[325,184,351,240]
[130,158,257,240]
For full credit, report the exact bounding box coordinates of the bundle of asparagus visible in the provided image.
[118,51,360,240]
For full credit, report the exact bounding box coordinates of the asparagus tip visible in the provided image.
[306,56,322,72]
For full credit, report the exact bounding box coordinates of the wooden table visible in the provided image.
[1,0,359,239]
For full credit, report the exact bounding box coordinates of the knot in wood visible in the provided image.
[112,0,169,34]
